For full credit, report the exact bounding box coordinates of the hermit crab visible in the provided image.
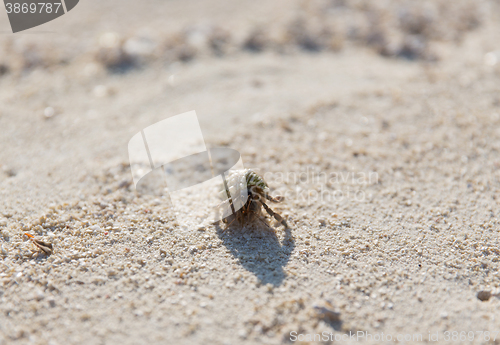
[24,233,53,255]
[219,169,288,229]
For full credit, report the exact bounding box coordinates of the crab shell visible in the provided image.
[220,169,268,220]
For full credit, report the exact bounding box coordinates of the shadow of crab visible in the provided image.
[215,222,295,286]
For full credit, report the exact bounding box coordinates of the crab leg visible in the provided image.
[259,201,288,228]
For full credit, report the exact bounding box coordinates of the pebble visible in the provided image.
[99,32,120,49]
[123,36,156,58]
[484,52,498,66]
[43,107,55,118]
[477,290,491,301]
[34,289,45,301]
[93,85,110,98]
[238,329,247,339]
[313,305,341,323]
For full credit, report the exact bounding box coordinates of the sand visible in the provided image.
[1,0,500,344]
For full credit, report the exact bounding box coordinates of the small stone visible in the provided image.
[80,313,91,321]
[238,329,248,339]
[43,107,55,118]
[99,32,120,49]
[313,305,341,323]
[93,85,109,98]
[35,289,45,301]
[484,52,498,66]
[477,290,491,301]
[253,325,263,334]
[167,75,175,86]
[123,36,156,58]
[1,245,7,256]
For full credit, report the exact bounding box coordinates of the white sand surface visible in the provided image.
[1,1,500,344]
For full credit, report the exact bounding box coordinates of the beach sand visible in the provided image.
[1,1,500,344]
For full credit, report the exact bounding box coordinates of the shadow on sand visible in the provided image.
[215,222,295,286]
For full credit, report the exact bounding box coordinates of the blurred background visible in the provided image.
[2,1,500,344]
[1,0,500,221]
[1,0,499,211]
